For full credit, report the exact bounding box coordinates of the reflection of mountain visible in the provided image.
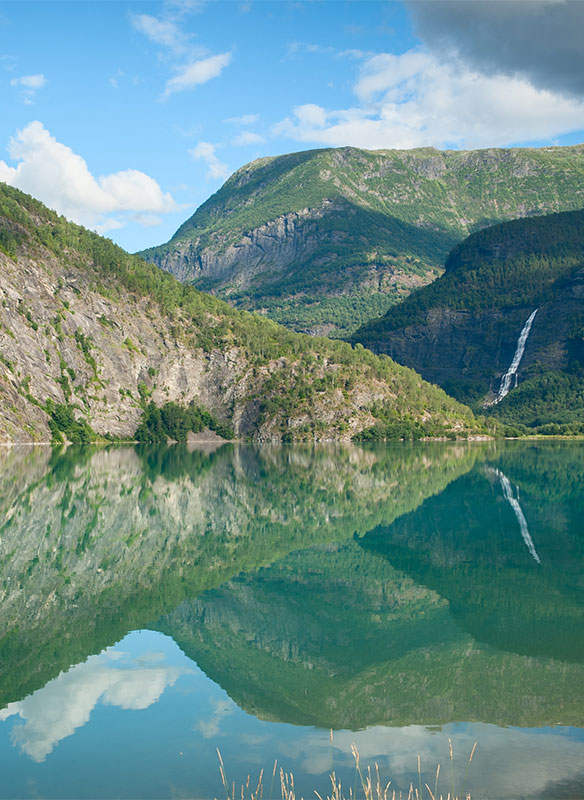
[156,443,584,730]
[0,441,481,707]
[361,442,584,663]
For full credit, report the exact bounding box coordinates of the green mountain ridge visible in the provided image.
[140,143,584,336]
[0,182,477,443]
[351,208,584,429]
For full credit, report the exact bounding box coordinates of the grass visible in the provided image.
[215,739,477,800]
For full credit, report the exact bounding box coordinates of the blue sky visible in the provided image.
[2,0,584,252]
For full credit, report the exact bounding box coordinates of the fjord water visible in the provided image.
[0,443,583,799]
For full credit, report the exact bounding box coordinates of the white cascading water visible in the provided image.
[493,309,538,404]
[489,467,541,564]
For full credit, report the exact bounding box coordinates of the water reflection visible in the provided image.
[1,643,188,762]
[0,441,583,799]
[0,441,481,708]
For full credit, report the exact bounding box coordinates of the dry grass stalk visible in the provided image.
[214,743,474,800]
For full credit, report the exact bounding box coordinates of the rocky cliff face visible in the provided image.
[141,144,584,336]
[0,184,477,443]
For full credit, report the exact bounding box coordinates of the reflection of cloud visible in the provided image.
[0,649,189,762]
[278,723,584,799]
[196,698,233,739]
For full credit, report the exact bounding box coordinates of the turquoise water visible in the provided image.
[0,441,583,799]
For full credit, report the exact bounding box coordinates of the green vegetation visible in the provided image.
[351,208,584,432]
[0,181,482,442]
[354,208,584,340]
[226,286,404,338]
[135,400,234,442]
[45,399,94,444]
[141,143,584,335]
[486,371,584,433]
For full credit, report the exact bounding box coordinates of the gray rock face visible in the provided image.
[0,246,250,441]
[0,185,475,444]
[153,202,341,290]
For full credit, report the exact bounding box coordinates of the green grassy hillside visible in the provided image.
[141,144,584,335]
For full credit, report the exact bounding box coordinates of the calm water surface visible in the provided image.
[0,441,583,799]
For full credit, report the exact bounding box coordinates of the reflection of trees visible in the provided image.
[0,441,482,707]
[361,447,584,663]
[155,443,584,730]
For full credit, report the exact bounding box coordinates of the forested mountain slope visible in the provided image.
[140,144,584,336]
[0,183,478,442]
[351,208,584,431]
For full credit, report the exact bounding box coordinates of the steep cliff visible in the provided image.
[352,208,584,429]
[140,144,584,336]
[0,183,478,443]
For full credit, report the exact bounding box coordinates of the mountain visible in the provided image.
[140,144,584,337]
[0,182,479,443]
[351,208,584,431]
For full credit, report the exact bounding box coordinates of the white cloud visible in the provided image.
[10,73,47,104]
[0,121,178,231]
[166,0,207,12]
[190,140,230,180]
[225,113,260,126]
[233,131,266,146]
[10,74,47,90]
[0,648,189,762]
[131,13,192,56]
[274,49,584,150]
[164,52,232,96]
[131,6,229,100]
[293,103,328,128]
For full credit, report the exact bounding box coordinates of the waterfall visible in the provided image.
[493,309,538,404]
[489,467,541,564]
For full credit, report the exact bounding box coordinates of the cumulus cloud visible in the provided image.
[164,51,232,96]
[0,121,178,230]
[190,140,230,180]
[0,649,189,762]
[10,74,46,89]
[274,49,584,150]
[407,0,584,100]
[10,73,47,104]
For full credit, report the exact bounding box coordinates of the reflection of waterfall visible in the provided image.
[489,467,541,564]
[493,309,538,404]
